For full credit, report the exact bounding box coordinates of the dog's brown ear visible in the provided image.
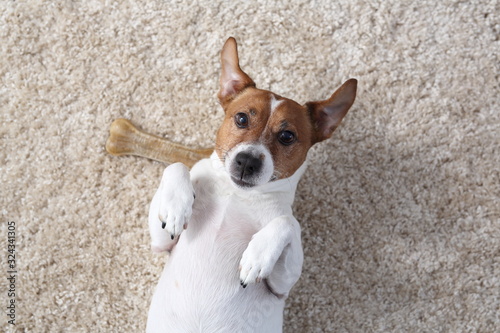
[217,37,256,107]
[306,79,357,144]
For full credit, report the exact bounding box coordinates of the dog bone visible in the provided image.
[105,118,213,167]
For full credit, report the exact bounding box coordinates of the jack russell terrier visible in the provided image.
[146,37,357,332]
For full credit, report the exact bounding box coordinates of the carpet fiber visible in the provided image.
[1,0,499,332]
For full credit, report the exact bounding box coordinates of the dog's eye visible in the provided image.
[278,130,296,145]
[235,113,249,128]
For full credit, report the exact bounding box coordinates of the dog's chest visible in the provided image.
[186,181,270,254]
[189,168,280,236]
[169,169,284,281]
[158,174,281,312]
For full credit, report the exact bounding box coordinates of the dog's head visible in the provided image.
[215,38,357,188]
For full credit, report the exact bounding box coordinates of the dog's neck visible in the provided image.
[209,152,307,204]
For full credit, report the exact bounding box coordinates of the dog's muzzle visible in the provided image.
[231,152,263,187]
[226,144,274,188]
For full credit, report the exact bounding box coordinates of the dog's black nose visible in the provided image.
[234,152,262,179]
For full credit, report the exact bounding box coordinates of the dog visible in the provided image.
[146,37,357,332]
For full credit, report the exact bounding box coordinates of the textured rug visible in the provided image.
[1,0,499,332]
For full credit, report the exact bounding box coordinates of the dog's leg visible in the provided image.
[148,163,195,252]
[239,216,303,296]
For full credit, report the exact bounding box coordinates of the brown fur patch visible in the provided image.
[262,98,314,179]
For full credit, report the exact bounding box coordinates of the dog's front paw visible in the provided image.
[157,163,195,240]
[239,231,286,288]
[158,195,193,240]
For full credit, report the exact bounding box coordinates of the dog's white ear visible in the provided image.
[218,37,255,107]
[306,79,357,143]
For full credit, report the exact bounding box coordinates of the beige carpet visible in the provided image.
[1,0,499,332]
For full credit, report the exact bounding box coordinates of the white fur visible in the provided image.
[147,153,306,332]
[148,163,194,252]
[270,94,284,114]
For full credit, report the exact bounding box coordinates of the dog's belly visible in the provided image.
[147,191,285,333]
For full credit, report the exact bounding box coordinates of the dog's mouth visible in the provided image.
[230,176,256,188]
[229,173,278,188]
